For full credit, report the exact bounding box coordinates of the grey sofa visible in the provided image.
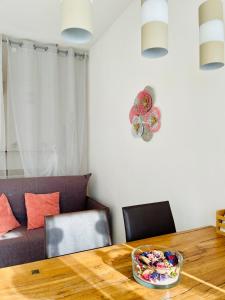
[0,175,110,268]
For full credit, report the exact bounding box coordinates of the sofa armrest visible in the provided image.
[86,197,108,211]
[85,197,111,236]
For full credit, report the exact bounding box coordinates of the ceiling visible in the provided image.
[0,0,133,50]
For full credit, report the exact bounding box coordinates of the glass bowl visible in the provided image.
[132,245,183,289]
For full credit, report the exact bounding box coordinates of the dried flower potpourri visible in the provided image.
[132,246,183,289]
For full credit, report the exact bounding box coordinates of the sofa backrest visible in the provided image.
[0,175,91,226]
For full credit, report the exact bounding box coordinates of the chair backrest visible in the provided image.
[45,210,112,258]
[122,201,176,242]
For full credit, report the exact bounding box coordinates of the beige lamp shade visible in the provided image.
[199,0,225,70]
[141,0,168,58]
[61,0,93,44]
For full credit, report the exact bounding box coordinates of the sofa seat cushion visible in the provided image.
[0,227,30,268]
[0,226,45,268]
[26,227,45,262]
[0,226,25,241]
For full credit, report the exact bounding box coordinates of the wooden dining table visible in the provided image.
[0,226,224,300]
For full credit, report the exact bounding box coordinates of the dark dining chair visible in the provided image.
[122,201,176,242]
[45,210,112,258]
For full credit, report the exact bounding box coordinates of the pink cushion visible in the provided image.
[25,192,60,230]
[0,194,20,235]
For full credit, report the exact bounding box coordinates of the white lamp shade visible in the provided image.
[199,0,225,70]
[141,0,168,58]
[61,0,93,44]
[200,20,224,45]
[141,0,168,25]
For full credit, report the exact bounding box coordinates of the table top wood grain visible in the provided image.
[0,226,224,300]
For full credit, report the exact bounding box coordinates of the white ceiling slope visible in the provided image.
[0,0,133,49]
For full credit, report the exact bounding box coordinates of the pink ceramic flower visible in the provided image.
[135,90,152,116]
[144,107,161,133]
[131,116,144,137]
[129,105,139,124]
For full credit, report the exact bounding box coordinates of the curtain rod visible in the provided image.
[2,38,88,58]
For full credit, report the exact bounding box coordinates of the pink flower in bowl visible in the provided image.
[144,107,161,133]
[135,90,153,116]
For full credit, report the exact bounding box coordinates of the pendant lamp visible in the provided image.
[141,0,168,58]
[199,0,225,70]
[61,0,93,44]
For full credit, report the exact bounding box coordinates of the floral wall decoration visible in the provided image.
[129,86,161,142]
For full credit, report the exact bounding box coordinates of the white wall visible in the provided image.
[89,0,225,243]
[0,0,133,49]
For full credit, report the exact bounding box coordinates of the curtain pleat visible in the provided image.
[6,38,88,177]
[0,36,6,177]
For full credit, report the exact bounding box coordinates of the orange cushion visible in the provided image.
[25,192,60,230]
[0,194,20,235]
